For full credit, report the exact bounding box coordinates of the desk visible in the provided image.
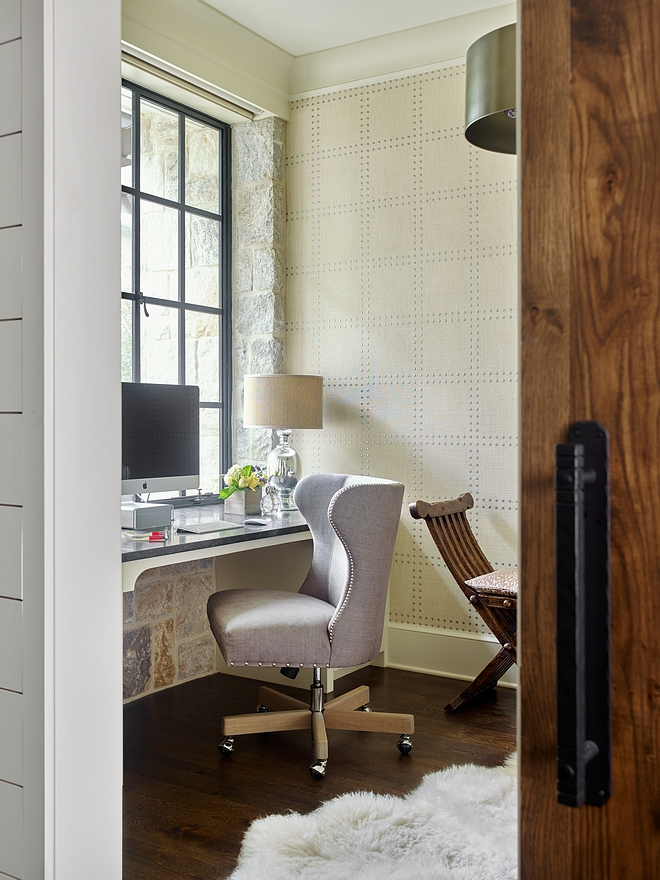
[122,504,311,593]
[122,503,322,690]
[121,504,381,692]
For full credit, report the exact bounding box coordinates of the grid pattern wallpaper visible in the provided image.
[285,63,518,634]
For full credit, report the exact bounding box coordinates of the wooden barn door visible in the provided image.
[519,0,660,876]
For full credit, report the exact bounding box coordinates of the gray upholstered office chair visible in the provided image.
[206,473,413,779]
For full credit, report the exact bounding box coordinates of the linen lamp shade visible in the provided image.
[244,374,324,429]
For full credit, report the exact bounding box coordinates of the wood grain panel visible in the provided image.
[521,0,660,875]
[325,708,415,733]
[222,708,309,736]
[519,0,574,874]
[571,0,660,875]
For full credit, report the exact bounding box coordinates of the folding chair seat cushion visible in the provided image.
[465,568,518,600]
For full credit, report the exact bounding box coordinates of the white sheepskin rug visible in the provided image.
[229,755,517,880]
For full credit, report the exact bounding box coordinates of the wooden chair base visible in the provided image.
[444,646,515,712]
[409,494,518,714]
[220,684,415,775]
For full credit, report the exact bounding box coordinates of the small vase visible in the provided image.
[224,487,262,516]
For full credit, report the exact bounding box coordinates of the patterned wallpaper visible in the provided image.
[285,63,518,635]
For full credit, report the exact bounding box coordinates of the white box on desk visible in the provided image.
[121,501,173,531]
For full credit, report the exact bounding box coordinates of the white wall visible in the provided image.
[122,0,292,118]
[0,0,122,876]
[44,0,123,872]
[0,2,28,875]
[121,0,516,116]
[290,4,516,94]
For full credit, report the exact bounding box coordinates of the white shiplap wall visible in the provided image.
[0,2,24,876]
[1,0,123,876]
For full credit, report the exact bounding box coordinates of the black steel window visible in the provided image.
[121,81,232,492]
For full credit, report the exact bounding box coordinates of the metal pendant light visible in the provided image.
[465,23,516,155]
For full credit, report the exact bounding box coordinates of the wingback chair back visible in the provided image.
[294,474,404,669]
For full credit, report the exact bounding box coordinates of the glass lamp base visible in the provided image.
[267,429,299,511]
[273,487,297,511]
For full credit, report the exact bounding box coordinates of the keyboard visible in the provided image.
[177,520,243,534]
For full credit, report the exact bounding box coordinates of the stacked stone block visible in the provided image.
[123,558,217,701]
[232,116,287,463]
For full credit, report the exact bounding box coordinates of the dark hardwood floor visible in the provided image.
[123,667,517,880]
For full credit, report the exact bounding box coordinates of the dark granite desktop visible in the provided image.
[121,503,309,563]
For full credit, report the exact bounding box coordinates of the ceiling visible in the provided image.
[202,0,505,57]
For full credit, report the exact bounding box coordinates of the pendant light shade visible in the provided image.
[465,23,516,155]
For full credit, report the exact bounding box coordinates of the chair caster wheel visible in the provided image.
[218,736,235,757]
[309,759,327,780]
[357,705,372,712]
[397,734,413,755]
[256,704,271,713]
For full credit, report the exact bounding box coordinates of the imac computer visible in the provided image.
[122,382,200,498]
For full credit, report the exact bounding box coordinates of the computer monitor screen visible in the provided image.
[122,382,200,496]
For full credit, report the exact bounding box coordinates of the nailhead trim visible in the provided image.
[326,483,361,643]
[230,661,318,666]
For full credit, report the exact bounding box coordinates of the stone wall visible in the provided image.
[123,558,217,701]
[232,116,287,464]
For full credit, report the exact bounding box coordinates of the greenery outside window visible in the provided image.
[121,81,232,494]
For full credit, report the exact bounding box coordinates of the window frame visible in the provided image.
[121,79,233,481]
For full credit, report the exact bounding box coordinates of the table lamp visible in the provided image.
[244,374,323,510]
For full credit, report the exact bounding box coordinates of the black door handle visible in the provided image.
[555,421,611,807]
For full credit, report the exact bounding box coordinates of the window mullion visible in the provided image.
[178,109,186,385]
[220,124,232,474]
[132,88,141,382]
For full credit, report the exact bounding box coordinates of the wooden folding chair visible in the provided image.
[409,493,517,712]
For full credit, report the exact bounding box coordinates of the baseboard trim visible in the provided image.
[386,623,517,689]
